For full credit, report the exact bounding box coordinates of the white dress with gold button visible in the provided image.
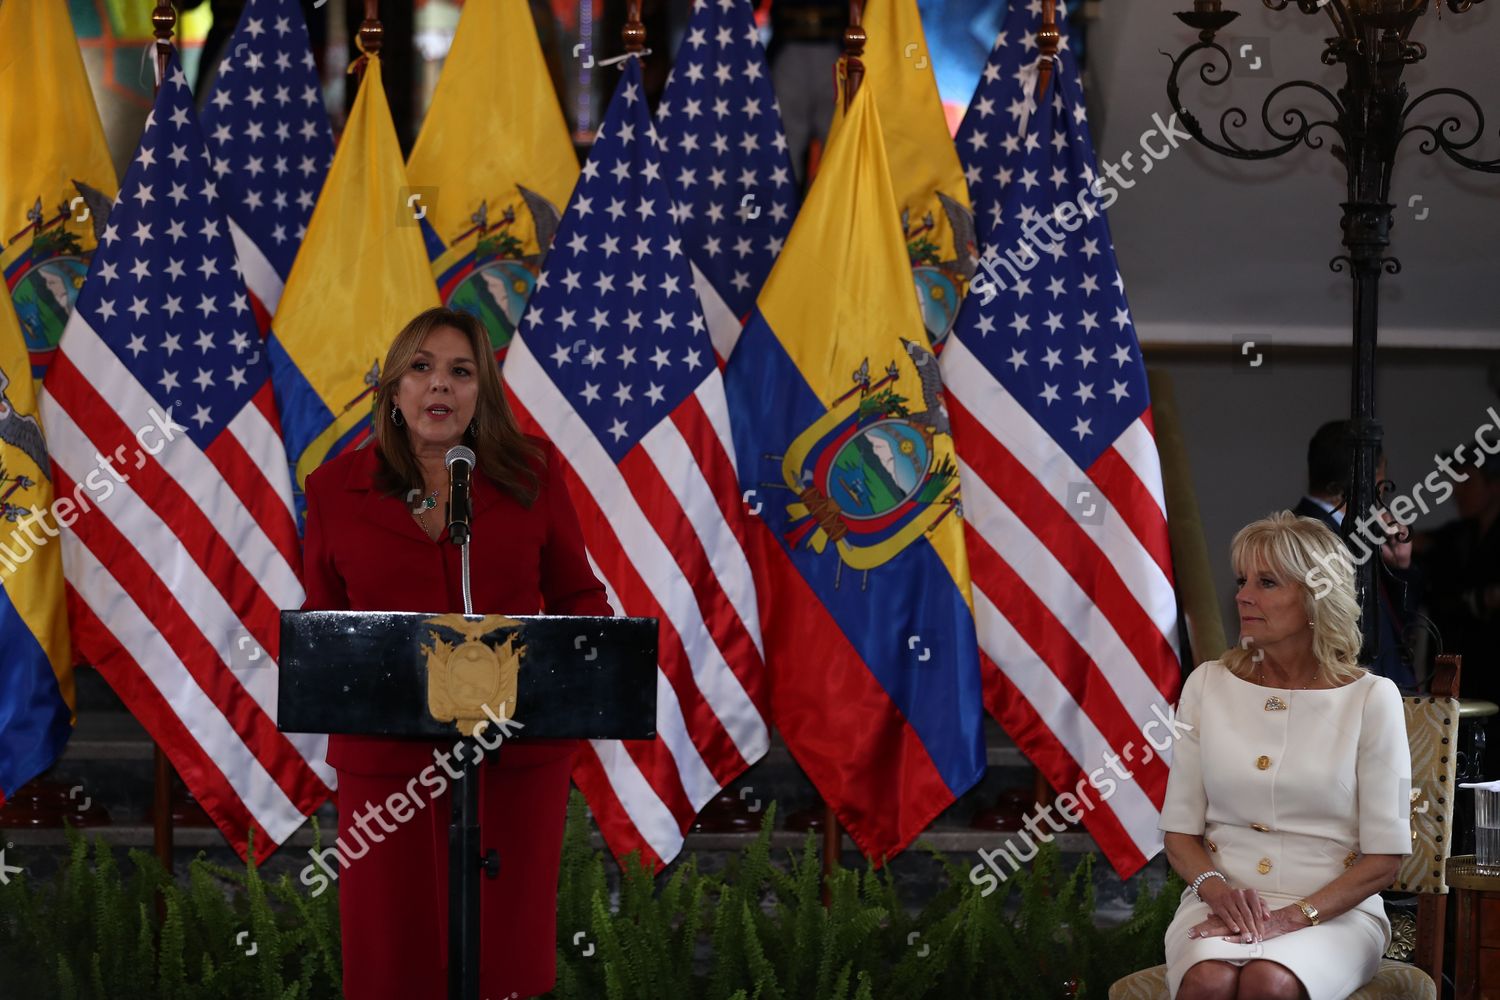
[1159,660,1412,1000]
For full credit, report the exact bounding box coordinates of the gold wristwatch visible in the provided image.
[1293,899,1320,926]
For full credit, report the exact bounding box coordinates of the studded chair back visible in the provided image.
[1396,656,1459,894]
[1388,654,1460,988]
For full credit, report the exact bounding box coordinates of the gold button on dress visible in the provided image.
[1256,754,1271,770]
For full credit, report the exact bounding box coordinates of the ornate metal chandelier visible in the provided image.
[1164,0,1498,665]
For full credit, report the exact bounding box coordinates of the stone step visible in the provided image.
[72,665,125,713]
[52,720,1037,828]
[62,710,154,761]
[42,682,1068,870]
[62,708,1034,767]
[1,822,1096,858]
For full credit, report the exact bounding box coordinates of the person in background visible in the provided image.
[767,0,844,188]
[1291,420,1420,691]
[1416,450,1500,703]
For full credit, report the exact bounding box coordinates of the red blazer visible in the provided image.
[300,438,611,776]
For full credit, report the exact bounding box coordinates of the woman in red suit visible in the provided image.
[300,307,610,999]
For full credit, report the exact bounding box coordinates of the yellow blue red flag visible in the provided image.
[723,75,986,862]
[268,57,440,500]
[0,0,119,381]
[406,0,577,358]
[0,281,73,806]
[826,0,977,346]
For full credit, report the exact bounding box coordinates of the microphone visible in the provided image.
[445,445,475,546]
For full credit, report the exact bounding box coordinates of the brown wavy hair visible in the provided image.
[371,308,541,506]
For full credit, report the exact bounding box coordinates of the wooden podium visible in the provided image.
[278,610,657,1000]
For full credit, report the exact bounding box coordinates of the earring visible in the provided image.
[466,420,477,438]
[1308,619,1316,627]
[391,404,405,427]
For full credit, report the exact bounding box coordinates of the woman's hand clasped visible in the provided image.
[1192,881,1273,943]
[1187,904,1307,945]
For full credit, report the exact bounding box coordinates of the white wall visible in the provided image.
[1086,0,1500,348]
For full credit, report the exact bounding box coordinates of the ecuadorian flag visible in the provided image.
[0,284,73,806]
[825,0,976,347]
[406,0,577,359]
[0,0,118,382]
[268,57,440,504]
[723,73,986,862]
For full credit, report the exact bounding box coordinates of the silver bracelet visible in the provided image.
[1190,869,1228,901]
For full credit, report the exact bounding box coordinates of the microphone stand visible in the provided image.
[444,448,491,1000]
[460,543,473,616]
[447,446,475,615]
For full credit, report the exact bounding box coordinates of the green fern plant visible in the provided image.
[0,825,343,1000]
[0,799,1179,1000]
[547,796,1179,1000]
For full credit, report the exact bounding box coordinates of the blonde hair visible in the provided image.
[372,308,541,505]
[1220,511,1365,686]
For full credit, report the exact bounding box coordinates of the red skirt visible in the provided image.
[332,745,576,1000]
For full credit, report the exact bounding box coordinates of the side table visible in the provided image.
[1449,855,1500,999]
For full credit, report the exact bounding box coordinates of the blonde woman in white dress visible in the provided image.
[1160,512,1412,1000]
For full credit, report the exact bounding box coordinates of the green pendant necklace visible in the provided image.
[415,490,439,535]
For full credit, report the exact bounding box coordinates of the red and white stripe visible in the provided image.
[690,261,743,363]
[227,219,284,334]
[940,333,1180,878]
[39,314,332,860]
[504,334,768,869]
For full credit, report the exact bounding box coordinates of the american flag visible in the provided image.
[941,31,1181,878]
[503,58,768,869]
[960,0,1070,243]
[38,58,334,861]
[653,0,795,361]
[198,0,333,329]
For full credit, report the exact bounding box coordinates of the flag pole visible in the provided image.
[150,0,177,878]
[623,0,645,54]
[1032,1,1063,828]
[821,802,842,903]
[352,0,383,80]
[1035,0,1059,104]
[817,0,871,899]
[151,1,174,85]
[842,0,865,110]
